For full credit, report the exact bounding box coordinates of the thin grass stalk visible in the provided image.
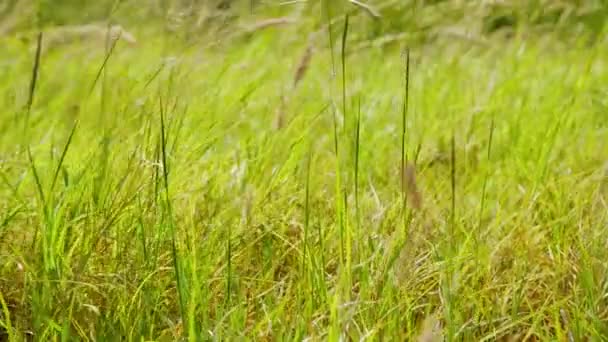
[0,292,14,341]
[324,0,336,77]
[159,94,187,332]
[446,132,457,341]
[25,31,42,131]
[27,146,48,252]
[354,96,361,248]
[341,14,349,127]
[450,133,456,244]
[477,116,495,249]
[302,144,313,291]
[49,122,77,194]
[339,13,353,298]
[355,96,361,229]
[89,29,120,97]
[401,48,411,232]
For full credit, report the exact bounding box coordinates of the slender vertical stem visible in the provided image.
[25,31,43,134]
[324,0,336,77]
[401,49,410,200]
[401,49,411,236]
[450,133,456,241]
[477,117,495,245]
[341,14,350,127]
[354,97,361,230]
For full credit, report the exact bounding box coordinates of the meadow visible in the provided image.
[1,1,607,340]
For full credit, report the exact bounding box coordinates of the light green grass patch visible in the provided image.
[0,21,607,341]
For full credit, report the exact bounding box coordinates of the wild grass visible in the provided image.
[1,5,608,341]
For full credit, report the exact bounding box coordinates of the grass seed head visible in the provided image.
[293,43,313,89]
[403,162,422,210]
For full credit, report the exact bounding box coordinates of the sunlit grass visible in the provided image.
[0,17,607,340]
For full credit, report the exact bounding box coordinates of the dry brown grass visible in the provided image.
[293,42,314,89]
[41,24,137,51]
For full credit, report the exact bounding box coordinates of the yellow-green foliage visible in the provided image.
[0,1,607,341]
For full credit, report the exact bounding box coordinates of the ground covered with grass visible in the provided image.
[1,5,608,341]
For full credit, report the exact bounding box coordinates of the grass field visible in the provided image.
[1,4,608,341]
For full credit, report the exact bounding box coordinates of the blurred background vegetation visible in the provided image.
[2,0,607,46]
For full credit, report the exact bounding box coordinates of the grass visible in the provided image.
[1,9,608,341]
